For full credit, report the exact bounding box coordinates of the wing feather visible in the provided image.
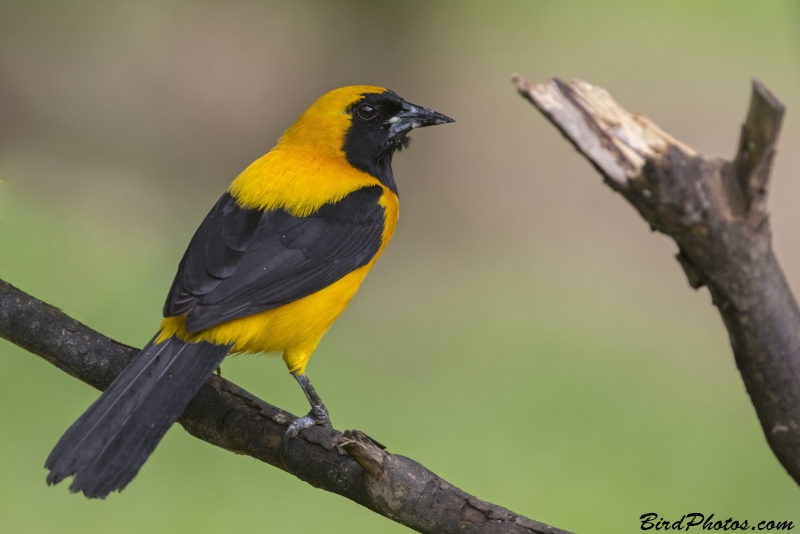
[163,186,386,332]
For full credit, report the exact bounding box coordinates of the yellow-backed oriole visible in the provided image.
[45,85,453,498]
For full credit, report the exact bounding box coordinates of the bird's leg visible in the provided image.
[285,373,331,439]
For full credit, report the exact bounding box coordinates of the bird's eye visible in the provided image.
[356,104,379,120]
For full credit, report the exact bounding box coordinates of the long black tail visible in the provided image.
[45,335,230,498]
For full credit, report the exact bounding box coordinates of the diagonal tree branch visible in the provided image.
[514,75,800,486]
[0,278,569,534]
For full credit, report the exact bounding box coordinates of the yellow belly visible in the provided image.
[158,188,399,375]
[158,264,369,373]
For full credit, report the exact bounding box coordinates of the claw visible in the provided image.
[284,372,332,440]
[285,404,330,439]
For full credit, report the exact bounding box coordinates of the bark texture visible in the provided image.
[0,278,569,534]
[514,75,800,485]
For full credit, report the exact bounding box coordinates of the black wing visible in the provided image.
[164,185,386,332]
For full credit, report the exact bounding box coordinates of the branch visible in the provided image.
[0,278,569,534]
[514,75,800,485]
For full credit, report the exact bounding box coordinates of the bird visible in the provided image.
[44,85,453,499]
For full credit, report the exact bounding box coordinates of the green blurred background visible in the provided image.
[1,1,799,532]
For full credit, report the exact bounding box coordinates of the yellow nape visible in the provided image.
[280,85,386,155]
[228,85,387,217]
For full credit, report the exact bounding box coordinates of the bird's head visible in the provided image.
[280,86,454,192]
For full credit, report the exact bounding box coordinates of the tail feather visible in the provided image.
[45,338,175,484]
[45,335,230,498]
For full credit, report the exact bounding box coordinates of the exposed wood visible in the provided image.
[514,75,800,485]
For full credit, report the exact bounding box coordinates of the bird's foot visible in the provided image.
[285,404,331,439]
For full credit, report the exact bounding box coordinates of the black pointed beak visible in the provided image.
[385,103,454,138]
